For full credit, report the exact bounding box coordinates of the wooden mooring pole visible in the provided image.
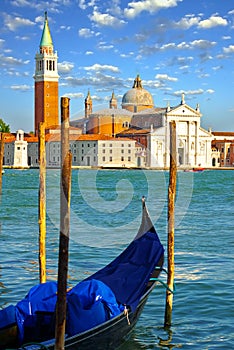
[164,121,177,328]
[38,122,47,283]
[55,97,72,350]
[0,132,4,195]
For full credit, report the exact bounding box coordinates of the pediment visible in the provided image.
[167,104,201,117]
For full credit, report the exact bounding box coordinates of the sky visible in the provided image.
[0,0,234,133]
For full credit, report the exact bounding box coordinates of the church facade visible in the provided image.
[147,96,212,168]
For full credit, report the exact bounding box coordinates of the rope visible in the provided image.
[124,305,130,325]
[150,267,176,294]
[149,278,176,294]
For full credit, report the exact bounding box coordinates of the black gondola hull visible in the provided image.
[29,281,158,350]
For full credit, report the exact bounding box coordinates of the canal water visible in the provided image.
[0,169,233,349]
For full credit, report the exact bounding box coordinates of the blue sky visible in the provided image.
[0,0,233,132]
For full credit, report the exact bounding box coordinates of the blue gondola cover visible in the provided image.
[86,231,164,311]
[66,279,123,336]
[15,281,57,343]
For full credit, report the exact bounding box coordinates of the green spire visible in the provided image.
[40,11,53,48]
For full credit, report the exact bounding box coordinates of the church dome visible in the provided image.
[122,75,154,111]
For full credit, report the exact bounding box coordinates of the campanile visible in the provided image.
[34,12,59,134]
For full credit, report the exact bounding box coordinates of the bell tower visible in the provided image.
[85,90,92,118]
[109,91,117,109]
[34,12,59,134]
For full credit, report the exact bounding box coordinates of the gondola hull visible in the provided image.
[22,281,159,350]
[1,198,164,350]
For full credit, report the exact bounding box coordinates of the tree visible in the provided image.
[0,118,10,133]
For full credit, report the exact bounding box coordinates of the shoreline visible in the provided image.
[2,165,234,171]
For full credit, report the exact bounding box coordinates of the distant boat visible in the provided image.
[184,167,204,173]
[0,197,164,350]
[192,167,205,172]
[1,169,4,174]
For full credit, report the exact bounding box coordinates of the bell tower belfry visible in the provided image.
[34,12,59,134]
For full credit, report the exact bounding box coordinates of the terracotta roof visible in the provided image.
[117,128,150,135]
[2,132,135,143]
[212,139,234,144]
[24,136,38,142]
[2,134,15,143]
[77,134,114,141]
[45,134,81,142]
[212,131,234,137]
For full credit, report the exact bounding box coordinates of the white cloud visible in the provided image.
[89,10,126,27]
[78,28,95,38]
[179,65,189,70]
[97,43,114,50]
[15,35,30,41]
[143,79,163,89]
[198,15,228,29]
[223,45,234,54]
[190,39,216,49]
[0,55,29,66]
[58,61,74,73]
[4,13,35,31]
[212,66,222,71]
[174,15,201,29]
[85,51,94,55]
[60,25,71,31]
[11,84,31,91]
[78,0,96,10]
[155,74,178,82]
[161,43,177,50]
[124,0,181,19]
[78,0,87,10]
[174,89,204,96]
[176,39,216,50]
[62,92,84,99]
[11,0,71,13]
[206,89,215,94]
[84,64,120,73]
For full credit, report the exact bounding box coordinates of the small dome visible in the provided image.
[122,75,154,108]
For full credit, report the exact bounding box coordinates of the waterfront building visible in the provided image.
[212,132,234,167]
[34,12,59,135]
[13,130,28,168]
[43,133,137,168]
[75,135,137,168]
[3,131,137,168]
[86,81,213,168]
[4,131,35,168]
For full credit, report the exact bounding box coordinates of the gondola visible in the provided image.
[0,197,164,350]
